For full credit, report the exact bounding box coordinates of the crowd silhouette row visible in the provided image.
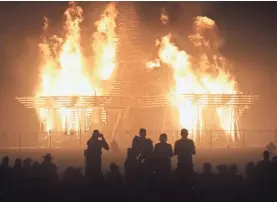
[0,128,277,202]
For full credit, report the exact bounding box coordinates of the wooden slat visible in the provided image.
[16,94,259,109]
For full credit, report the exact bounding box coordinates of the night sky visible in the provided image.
[0,1,276,131]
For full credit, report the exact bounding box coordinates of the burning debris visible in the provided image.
[160,8,168,25]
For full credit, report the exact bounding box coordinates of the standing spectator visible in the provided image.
[153,133,173,179]
[174,128,196,174]
[85,130,109,179]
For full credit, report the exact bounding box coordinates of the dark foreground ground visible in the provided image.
[0,147,266,176]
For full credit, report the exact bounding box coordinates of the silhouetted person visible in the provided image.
[13,158,23,185]
[124,148,137,183]
[256,151,272,179]
[200,162,214,183]
[22,157,33,177]
[257,150,271,172]
[65,166,75,176]
[132,128,153,161]
[63,166,77,184]
[198,163,215,195]
[0,156,12,194]
[244,161,257,200]
[106,162,123,185]
[229,164,243,187]
[1,156,10,168]
[229,164,241,178]
[174,128,196,174]
[131,128,153,181]
[85,130,109,179]
[31,161,42,181]
[216,164,230,189]
[0,156,12,176]
[13,158,22,169]
[245,161,256,182]
[153,133,173,179]
[256,150,273,190]
[41,153,58,182]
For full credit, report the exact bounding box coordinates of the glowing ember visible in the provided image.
[148,12,238,141]
[36,2,118,134]
[160,8,168,25]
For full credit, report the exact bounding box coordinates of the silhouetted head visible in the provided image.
[245,161,255,176]
[216,164,228,174]
[2,156,9,166]
[23,158,33,167]
[159,133,167,143]
[14,158,22,168]
[263,150,270,161]
[229,164,238,175]
[263,150,270,160]
[92,130,100,137]
[203,162,212,173]
[180,128,189,138]
[139,128,146,138]
[110,162,119,172]
[43,153,54,162]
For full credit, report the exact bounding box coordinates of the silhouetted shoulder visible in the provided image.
[147,138,152,143]
[189,139,195,143]
[175,139,182,144]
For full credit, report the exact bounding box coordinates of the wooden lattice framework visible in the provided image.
[16,94,259,108]
[16,93,259,130]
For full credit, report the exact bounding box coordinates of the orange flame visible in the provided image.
[93,2,118,81]
[148,16,238,142]
[38,2,93,97]
[36,2,117,133]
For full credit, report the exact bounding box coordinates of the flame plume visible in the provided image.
[93,2,118,81]
[38,2,93,97]
[148,16,238,142]
[36,2,118,134]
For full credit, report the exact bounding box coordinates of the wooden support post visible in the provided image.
[18,132,22,152]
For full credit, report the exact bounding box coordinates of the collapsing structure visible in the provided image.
[16,3,259,148]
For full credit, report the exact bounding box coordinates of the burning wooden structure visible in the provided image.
[16,93,259,147]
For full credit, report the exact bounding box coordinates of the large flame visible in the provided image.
[38,2,93,97]
[93,2,118,81]
[36,2,118,134]
[148,13,239,142]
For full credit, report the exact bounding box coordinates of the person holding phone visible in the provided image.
[85,130,109,179]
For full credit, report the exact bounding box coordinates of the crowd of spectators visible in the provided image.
[0,128,276,202]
